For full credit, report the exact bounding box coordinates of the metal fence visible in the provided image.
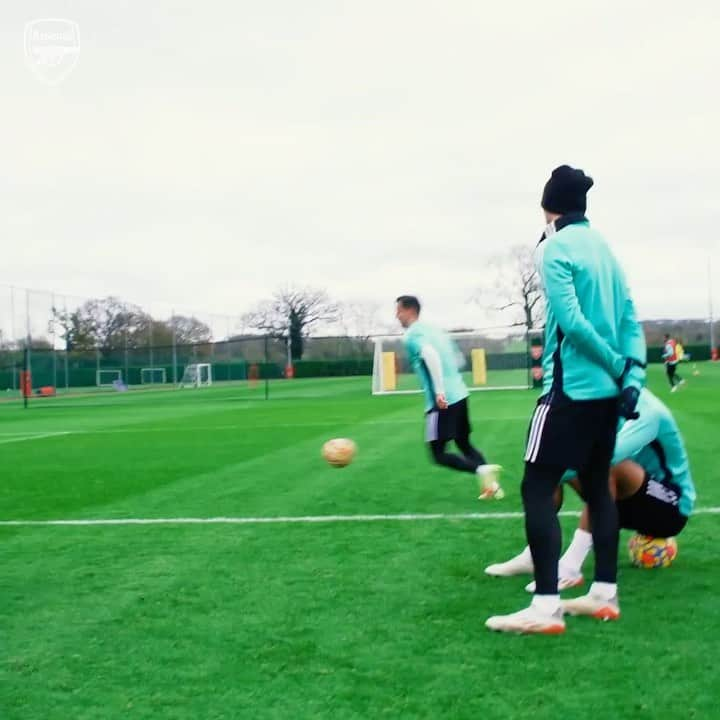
[3,283,718,396]
[0,335,379,393]
[0,330,542,395]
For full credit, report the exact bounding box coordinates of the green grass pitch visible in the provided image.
[1,365,718,719]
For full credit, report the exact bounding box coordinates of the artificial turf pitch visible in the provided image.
[1,365,718,719]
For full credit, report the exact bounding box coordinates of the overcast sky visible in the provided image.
[1,0,719,338]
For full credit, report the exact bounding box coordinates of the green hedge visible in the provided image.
[647,345,711,363]
[3,348,716,392]
[293,359,373,378]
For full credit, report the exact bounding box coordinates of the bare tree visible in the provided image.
[338,300,389,358]
[473,245,544,331]
[243,286,339,361]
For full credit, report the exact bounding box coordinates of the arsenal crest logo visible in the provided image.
[25,19,80,86]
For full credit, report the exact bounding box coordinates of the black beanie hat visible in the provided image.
[541,165,594,214]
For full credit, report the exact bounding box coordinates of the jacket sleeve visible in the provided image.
[542,241,625,379]
[618,294,647,390]
[420,344,445,396]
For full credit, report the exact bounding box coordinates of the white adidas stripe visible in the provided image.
[527,402,551,462]
[425,411,439,442]
[524,402,549,462]
[523,406,540,461]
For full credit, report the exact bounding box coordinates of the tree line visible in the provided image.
[2,246,547,360]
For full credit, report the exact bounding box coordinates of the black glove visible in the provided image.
[617,357,646,386]
[618,386,640,420]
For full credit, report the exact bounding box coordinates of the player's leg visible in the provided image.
[666,363,675,388]
[452,399,503,499]
[487,395,595,633]
[485,461,566,634]
[555,479,594,582]
[456,438,503,498]
[453,406,486,466]
[616,467,688,538]
[485,485,563,577]
[675,364,685,386]
[554,464,643,583]
[454,436,486,465]
[612,460,645,500]
[452,398,482,462]
[563,403,620,620]
[525,463,639,593]
[523,481,586,592]
[428,439,478,473]
[426,403,481,473]
[522,463,564,592]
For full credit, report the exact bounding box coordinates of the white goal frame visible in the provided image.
[180,363,212,388]
[96,369,123,388]
[141,367,167,384]
[371,331,530,396]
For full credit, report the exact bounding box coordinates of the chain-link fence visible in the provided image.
[0,335,377,394]
[0,331,540,396]
[2,284,719,397]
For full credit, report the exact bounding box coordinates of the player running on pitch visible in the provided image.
[395,295,504,499]
[662,333,686,392]
[485,387,695,608]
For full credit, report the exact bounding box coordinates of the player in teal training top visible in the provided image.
[487,165,647,635]
[485,388,695,594]
[395,295,503,499]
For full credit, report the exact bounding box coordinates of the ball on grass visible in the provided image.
[628,534,678,568]
[322,438,357,468]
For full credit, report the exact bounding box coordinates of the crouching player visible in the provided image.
[485,387,695,617]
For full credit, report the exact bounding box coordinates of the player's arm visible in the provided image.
[661,342,673,359]
[420,344,447,408]
[617,293,647,391]
[542,241,625,379]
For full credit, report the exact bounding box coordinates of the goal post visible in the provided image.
[179,363,212,388]
[96,369,123,387]
[140,367,167,384]
[371,329,531,395]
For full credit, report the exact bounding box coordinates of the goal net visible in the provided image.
[180,363,212,388]
[141,367,167,384]
[371,329,531,395]
[96,369,123,388]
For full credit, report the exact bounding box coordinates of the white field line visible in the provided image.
[0,431,71,445]
[0,416,529,438]
[1,507,719,527]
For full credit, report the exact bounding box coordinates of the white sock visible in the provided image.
[590,581,617,600]
[532,594,561,615]
[516,546,533,565]
[559,529,593,576]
